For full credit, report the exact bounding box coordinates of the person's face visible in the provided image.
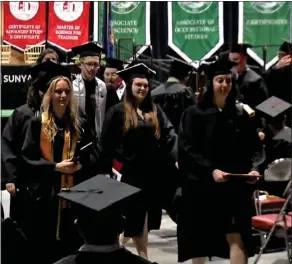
[104,67,121,87]
[52,79,71,113]
[80,56,100,81]
[131,78,149,102]
[213,74,232,102]
[229,52,246,73]
[42,53,58,63]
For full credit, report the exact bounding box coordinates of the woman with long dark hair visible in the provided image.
[98,63,178,259]
[177,59,262,264]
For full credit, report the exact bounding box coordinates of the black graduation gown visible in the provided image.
[99,102,178,236]
[151,82,196,133]
[21,116,99,264]
[236,68,268,109]
[1,104,37,235]
[105,83,120,112]
[177,104,262,261]
[54,248,158,264]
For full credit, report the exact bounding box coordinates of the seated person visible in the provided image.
[54,175,158,264]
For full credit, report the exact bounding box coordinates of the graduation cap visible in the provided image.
[71,42,104,59]
[204,57,238,79]
[116,63,156,82]
[169,58,195,78]
[57,175,142,220]
[279,41,292,54]
[105,58,124,71]
[273,127,291,143]
[32,62,72,93]
[231,43,252,56]
[255,96,291,123]
[26,60,58,81]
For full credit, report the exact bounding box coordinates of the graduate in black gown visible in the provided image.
[264,41,292,126]
[177,58,263,264]
[1,60,66,236]
[21,73,99,264]
[229,43,268,109]
[98,63,178,259]
[256,97,292,196]
[151,59,196,133]
[104,58,126,102]
[54,176,158,264]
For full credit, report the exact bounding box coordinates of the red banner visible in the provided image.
[47,1,90,51]
[3,1,47,50]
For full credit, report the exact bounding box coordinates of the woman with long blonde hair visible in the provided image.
[99,63,178,260]
[21,73,99,264]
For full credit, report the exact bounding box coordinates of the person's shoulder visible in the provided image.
[53,254,76,264]
[247,68,263,82]
[96,77,106,88]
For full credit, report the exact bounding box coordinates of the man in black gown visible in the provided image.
[151,59,196,133]
[54,175,158,264]
[71,42,111,142]
[104,58,126,102]
[229,43,268,109]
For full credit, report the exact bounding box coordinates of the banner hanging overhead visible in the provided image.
[47,1,90,51]
[3,1,47,50]
[238,2,292,69]
[94,2,150,60]
[168,2,224,68]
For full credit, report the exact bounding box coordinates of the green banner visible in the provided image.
[239,2,292,69]
[95,2,150,61]
[168,2,224,68]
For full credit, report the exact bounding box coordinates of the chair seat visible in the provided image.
[252,214,292,230]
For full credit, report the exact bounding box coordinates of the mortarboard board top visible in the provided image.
[255,96,291,118]
[57,175,142,216]
[32,62,72,93]
[273,127,291,143]
[169,59,195,77]
[71,42,104,59]
[26,60,58,81]
[116,63,156,82]
[105,58,124,71]
[231,43,252,56]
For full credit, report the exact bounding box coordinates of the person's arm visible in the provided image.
[156,104,178,162]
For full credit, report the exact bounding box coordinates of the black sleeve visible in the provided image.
[156,104,178,162]
[178,107,215,179]
[1,109,23,185]
[105,85,120,112]
[78,118,100,178]
[98,106,124,174]
[21,118,56,183]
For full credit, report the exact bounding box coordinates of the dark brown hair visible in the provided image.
[36,48,59,64]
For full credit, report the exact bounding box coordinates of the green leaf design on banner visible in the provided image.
[98,2,149,61]
[169,2,223,65]
[241,2,291,68]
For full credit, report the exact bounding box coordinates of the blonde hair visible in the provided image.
[41,76,80,137]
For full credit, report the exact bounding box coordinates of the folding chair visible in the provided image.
[252,158,292,264]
